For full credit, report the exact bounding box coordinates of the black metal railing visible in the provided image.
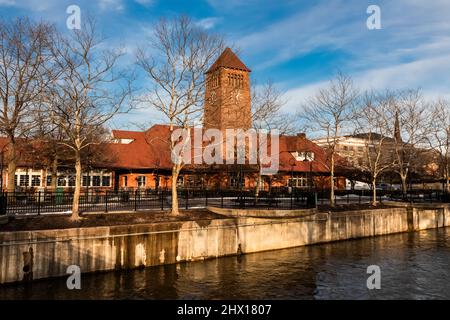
[315,189,450,205]
[0,188,318,216]
[0,188,448,216]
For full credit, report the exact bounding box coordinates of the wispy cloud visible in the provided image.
[98,0,124,12]
[0,0,15,6]
[195,17,221,30]
[134,0,154,7]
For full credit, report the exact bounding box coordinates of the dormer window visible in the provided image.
[112,138,134,144]
[291,151,314,161]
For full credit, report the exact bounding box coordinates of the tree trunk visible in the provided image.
[400,174,407,196]
[255,167,262,202]
[51,156,58,190]
[372,179,377,206]
[171,165,180,216]
[71,152,82,220]
[445,166,450,193]
[6,141,16,193]
[330,154,335,207]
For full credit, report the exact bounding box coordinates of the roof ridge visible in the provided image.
[206,47,251,73]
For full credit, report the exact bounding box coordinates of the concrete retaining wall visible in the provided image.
[0,205,449,285]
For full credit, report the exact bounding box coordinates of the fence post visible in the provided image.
[290,189,293,209]
[205,189,208,207]
[161,189,164,211]
[134,189,138,211]
[221,192,224,208]
[105,191,108,213]
[37,191,41,216]
[185,189,189,210]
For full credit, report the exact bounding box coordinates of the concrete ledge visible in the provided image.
[0,205,448,285]
[207,206,317,218]
[383,201,450,209]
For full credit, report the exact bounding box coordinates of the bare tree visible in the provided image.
[301,73,358,206]
[390,89,432,194]
[353,91,395,205]
[0,18,55,192]
[136,15,224,215]
[48,20,132,220]
[428,99,450,192]
[251,80,290,195]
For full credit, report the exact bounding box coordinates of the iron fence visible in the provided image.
[0,188,448,216]
[0,188,317,216]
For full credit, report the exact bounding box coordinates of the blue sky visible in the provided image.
[1,0,450,129]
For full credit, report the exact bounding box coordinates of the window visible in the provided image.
[102,176,111,187]
[228,73,244,88]
[46,175,52,186]
[31,175,41,187]
[19,175,30,187]
[68,176,75,187]
[176,176,184,187]
[57,176,66,187]
[229,174,244,188]
[82,176,90,187]
[287,175,309,188]
[185,176,193,187]
[137,176,146,188]
[92,176,101,187]
[123,176,128,187]
[294,151,314,161]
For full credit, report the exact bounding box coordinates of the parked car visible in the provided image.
[346,180,370,190]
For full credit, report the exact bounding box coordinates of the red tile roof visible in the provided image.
[0,125,334,174]
[106,125,173,170]
[206,47,251,73]
[107,125,331,173]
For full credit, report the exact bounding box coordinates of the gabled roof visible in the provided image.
[106,125,173,170]
[107,125,331,173]
[206,47,251,73]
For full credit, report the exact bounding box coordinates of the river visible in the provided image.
[0,227,449,300]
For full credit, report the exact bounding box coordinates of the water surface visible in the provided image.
[1,228,449,299]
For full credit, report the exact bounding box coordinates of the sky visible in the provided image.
[1,0,450,129]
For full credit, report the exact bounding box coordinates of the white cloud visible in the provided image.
[196,17,221,30]
[135,0,154,7]
[0,0,15,6]
[99,0,124,11]
[282,53,450,115]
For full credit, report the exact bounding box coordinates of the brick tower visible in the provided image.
[204,48,252,130]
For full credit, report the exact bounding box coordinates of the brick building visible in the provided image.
[0,48,339,192]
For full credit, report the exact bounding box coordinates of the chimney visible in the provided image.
[297,133,306,139]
